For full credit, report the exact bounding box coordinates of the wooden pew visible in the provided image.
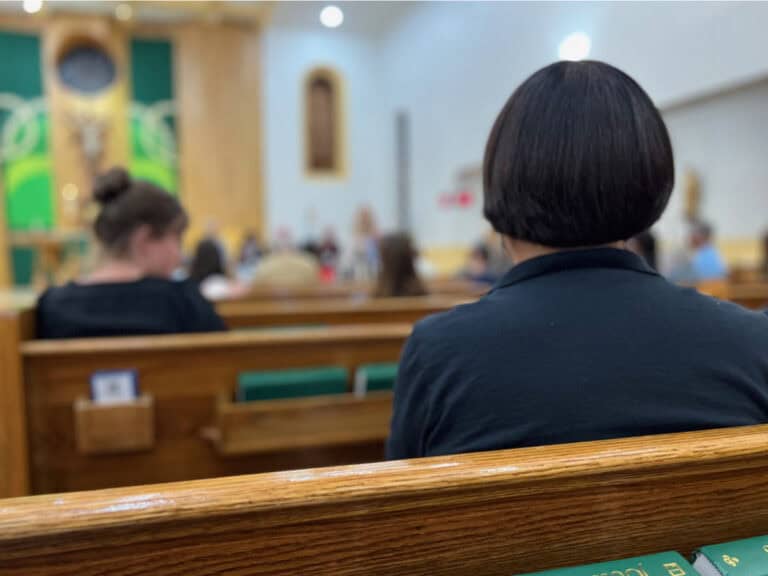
[2,425,768,575]
[10,323,410,496]
[697,281,768,310]
[217,296,469,329]
[240,278,488,301]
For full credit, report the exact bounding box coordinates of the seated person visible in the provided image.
[689,221,727,281]
[373,232,427,298]
[253,229,320,286]
[37,168,226,338]
[461,244,499,286]
[189,238,249,301]
[387,61,768,460]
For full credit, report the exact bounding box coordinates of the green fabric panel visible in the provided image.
[0,30,55,285]
[357,363,399,392]
[237,367,348,402]
[11,246,35,286]
[130,39,174,104]
[129,38,177,194]
[0,31,43,97]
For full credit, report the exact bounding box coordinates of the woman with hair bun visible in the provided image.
[37,167,225,338]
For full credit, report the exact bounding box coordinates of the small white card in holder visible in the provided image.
[90,370,139,405]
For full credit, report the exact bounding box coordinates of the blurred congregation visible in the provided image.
[5,2,768,575]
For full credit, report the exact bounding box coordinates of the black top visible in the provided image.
[387,248,768,460]
[37,278,226,339]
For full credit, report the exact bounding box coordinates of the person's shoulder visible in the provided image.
[411,295,500,345]
[665,281,768,338]
[37,282,85,307]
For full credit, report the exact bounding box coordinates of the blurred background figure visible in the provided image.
[253,227,320,285]
[318,227,341,282]
[373,232,427,298]
[237,230,264,282]
[461,244,498,286]
[689,221,727,281]
[627,230,658,271]
[345,207,380,282]
[668,221,727,283]
[189,238,249,301]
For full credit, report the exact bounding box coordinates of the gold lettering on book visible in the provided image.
[593,566,649,576]
[722,555,740,567]
[663,562,687,576]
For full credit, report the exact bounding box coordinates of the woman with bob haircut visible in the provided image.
[387,61,768,460]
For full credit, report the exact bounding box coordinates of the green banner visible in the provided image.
[129,38,178,194]
[0,31,54,231]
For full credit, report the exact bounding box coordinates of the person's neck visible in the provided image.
[84,258,147,285]
[503,238,626,266]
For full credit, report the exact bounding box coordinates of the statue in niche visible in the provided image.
[307,72,338,173]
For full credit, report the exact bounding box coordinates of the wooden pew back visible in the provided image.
[20,325,410,495]
[217,296,468,328]
[3,425,768,575]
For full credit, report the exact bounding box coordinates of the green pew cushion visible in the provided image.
[237,366,348,402]
[354,363,399,396]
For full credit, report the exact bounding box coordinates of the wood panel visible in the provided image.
[237,278,487,302]
[2,425,768,575]
[22,325,410,494]
[212,391,392,456]
[0,311,29,497]
[176,23,264,242]
[217,296,469,328]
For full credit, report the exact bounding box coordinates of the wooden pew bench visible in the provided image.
[8,323,410,496]
[2,425,768,575]
[239,278,488,302]
[216,295,469,329]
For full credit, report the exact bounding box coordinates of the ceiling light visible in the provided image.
[558,32,591,61]
[22,0,43,14]
[115,3,133,22]
[320,5,344,29]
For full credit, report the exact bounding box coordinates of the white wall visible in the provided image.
[263,24,392,246]
[379,1,768,247]
[657,79,768,245]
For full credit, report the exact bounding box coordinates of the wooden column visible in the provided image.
[0,310,31,497]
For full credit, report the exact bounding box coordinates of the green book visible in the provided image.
[354,363,398,396]
[519,552,693,576]
[237,366,348,402]
[693,536,768,576]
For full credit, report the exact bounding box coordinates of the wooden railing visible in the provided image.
[2,425,768,575]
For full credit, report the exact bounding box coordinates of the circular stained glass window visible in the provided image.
[58,45,116,94]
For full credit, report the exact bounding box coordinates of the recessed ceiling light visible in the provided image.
[558,32,591,61]
[320,5,344,29]
[115,3,133,22]
[22,0,43,14]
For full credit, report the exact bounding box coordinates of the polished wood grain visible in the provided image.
[0,311,29,497]
[211,391,392,455]
[217,296,469,328]
[3,425,768,575]
[22,325,409,494]
[176,23,264,242]
[725,283,768,309]
[239,279,488,302]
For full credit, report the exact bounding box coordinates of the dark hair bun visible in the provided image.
[93,167,132,206]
